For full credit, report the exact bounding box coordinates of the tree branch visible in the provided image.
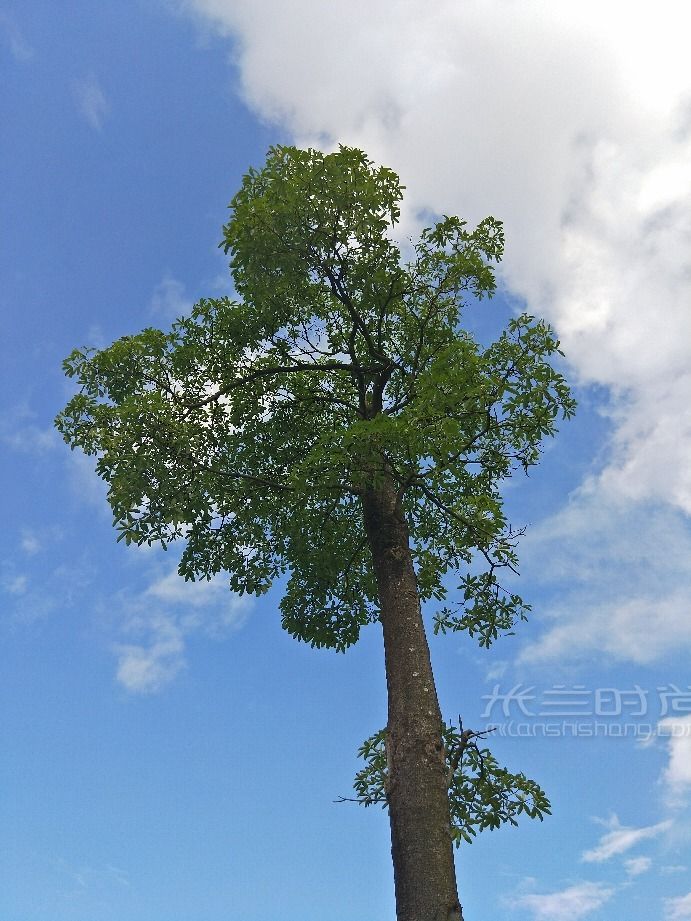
[184,359,379,410]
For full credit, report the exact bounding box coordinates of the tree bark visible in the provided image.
[363,476,463,921]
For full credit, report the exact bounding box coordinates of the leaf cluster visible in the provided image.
[352,723,551,845]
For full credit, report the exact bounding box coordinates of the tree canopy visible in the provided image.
[57,144,574,654]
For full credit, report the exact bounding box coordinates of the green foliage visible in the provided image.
[56,144,575,652]
[353,724,551,844]
[433,570,531,648]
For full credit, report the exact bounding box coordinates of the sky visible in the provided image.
[2,1,691,919]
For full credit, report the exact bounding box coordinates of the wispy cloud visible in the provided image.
[0,11,34,61]
[666,892,691,921]
[582,815,672,863]
[17,525,62,556]
[73,74,109,131]
[511,881,614,921]
[1,556,94,625]
[624,856,652,877]
[149,274,193,321]
[51,855,131,904]
[517,486,691,665]
[6,425,59,452]
[20,530,41,555]
[113,564,251,694]
[3,522,249,691]
[2,571,28,595]
[0,404,60,454]
[65,450,109,511]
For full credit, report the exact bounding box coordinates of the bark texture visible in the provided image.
[363,477,463,921]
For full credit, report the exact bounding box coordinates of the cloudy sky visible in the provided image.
[3,2,691,919]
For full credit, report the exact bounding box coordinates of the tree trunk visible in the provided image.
[363,476,463,921]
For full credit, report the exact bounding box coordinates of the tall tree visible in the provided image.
[56,146,574,921]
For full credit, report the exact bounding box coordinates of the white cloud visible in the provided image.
[150,274,193,321]
[146,568,217,605]
[596,373,691,515]
[115,614,186,694]
[659,716,691,800]
[20,531,40,555]
[666,892,691,921]
[146,568,250,635]
[3,573,28,596]
[512,881,614,921]
[517,486,691,664]
[74,74,109,131]
[582,815,672,863]
[53,856,131,901]
[18,525,63,556]
[178,0,691,518]
[114,564,251,693]
[66,450,109,511]
[1,556,94,625]
[484,659,509,681]
[2,423,58,453]
[0,403,60,454]
[624,856,652,877]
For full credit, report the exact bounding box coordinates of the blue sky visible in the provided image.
[3,2,691,919]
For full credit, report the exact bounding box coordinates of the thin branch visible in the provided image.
[323,264,384,362]
[183,359,380,410]
[411,479,517,573]
[446,718,497,787]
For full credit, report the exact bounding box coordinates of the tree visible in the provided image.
[56,145,574,921]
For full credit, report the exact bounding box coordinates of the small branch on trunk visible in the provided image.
[446,718,496,787]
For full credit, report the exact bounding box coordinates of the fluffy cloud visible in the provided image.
[624,856,652,877]
[20,531,41,555]
[658,715,691,802]
[179,0,691,515]
[115,615,186,694]
[114,565,251,693]
[666,892,691,921]
[582,815,671,863]
[146,567,251,635]
[512,881,614,921]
